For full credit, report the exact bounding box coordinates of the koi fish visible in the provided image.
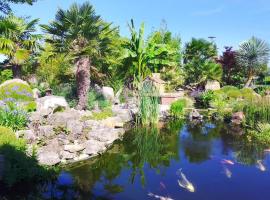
[148,192,174,200]
[223,166,232,178]
[160,182,166,190]
[177,169,195,193]
[221,159,235,165]
[256,160,266,172]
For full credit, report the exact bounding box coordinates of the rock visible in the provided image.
[38,152,60,166]
[60,151,76,160]
[32,88,41,99]
[102,87,114,102]
[231,112,245,125]
[159,104,170,119]
[189,109,203,121]
[36,96,69,116]
[64,144,85,153]
[83,140,106,155]
[87,127,125,143]
[66,120,84,135]
[74,154,90,161]
[101,116,124,128]
[112,106,132,123]
[15,130,36,142]
[38,125,54,138]
[205,80,220,91]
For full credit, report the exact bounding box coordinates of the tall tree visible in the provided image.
[0,14,40,78]
[0,0,37,14]
[236,37,270,88]
[42,2,114,110]
[218,46,243,86]
[183,38,222,85]
[122,19,179,87]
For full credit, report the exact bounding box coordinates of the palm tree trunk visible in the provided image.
[76,56,90,110]
[12,64,22,79]
[244,74,254,88]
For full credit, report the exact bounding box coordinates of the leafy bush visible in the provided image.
[87,90,111,111]
[197,90,216,108]
[0,104,29,131]
[249,123,270,146]
[170,99,187,118]
[0,69,13,83]
[254,86,270,96]
[0,81,36,111]
[52,83,77,108]
[0,126,56,187]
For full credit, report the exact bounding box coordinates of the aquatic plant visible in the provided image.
[170,99,187,119]
[249,123,270,146]
[137,81,159,125]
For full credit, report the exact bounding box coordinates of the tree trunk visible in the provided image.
[12,64,22,79]
[76,56,90,110]
[244,75,254,88]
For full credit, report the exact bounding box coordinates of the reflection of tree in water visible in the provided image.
[58,121,184,198]
[182,121,223,163]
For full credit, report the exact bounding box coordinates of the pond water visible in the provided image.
[7,121,270,199]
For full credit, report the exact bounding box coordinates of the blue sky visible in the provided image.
[11,0,270,54]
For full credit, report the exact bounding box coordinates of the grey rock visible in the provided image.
[32,88,41,99]
[189,109,203,121]
[73,154,90,161]
[205,80,220,91]
[38,152,60,166]
[36,96,69,116]
[64,144,85,153]
[38,125,54,138]
[88,127,124,143]
[102,86,114,102]
[83,140,106,155]
[15,130,36,142]
[60,151,76,160]
[66,120,84,135]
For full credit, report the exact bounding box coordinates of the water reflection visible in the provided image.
[4,121,270,200]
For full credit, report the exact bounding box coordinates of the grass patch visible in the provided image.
[170,99,187,119]
[90,109,113,120]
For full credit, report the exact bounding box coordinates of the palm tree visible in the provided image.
[42,2,113,110]
[0,0,37,14]
[0,14,40,78]
[237,37,270,88]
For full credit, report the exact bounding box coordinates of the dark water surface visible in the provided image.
[7,121,270,199]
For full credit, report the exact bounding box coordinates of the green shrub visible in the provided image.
[52,83,77,107]
[170,99,187,118]
[0,126,56,187]
[0,104,29,131]
[0,69,13,83]
[87,90,111,111]
[249,123,270,146]
[197,90,216,108]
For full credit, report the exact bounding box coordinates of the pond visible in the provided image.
[6,121,270,199]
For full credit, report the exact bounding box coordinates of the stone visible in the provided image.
[73,154,90,161]
[83,140,106,155]
[38,125,54,138]
[205,80,220,91]
[189,109,203,121]
[112,106,132,123]
[15,130,36,142]
[87,127,125,143]
[36,96,69,116]
[231,112,245,125]
[66,120,84,135]
[64,144,85,153]
[60,151,76,160]
[38,152,60,166]
[102,87,114,102]
[32,88,41,99]
[159,104,170,119]
[101,116,123,128]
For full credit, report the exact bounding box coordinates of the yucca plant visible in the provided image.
[236,37,270,88]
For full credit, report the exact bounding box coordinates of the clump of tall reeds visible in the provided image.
[243,97,270,127]
[137,81,159,126]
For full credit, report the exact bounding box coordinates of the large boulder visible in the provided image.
[38,152,60,166]
[102,87,114,102]
[64,144,85,153]
[87,127,125,144]
[36,96,69,116]
[205,80,220,91]
[15,130,36,143]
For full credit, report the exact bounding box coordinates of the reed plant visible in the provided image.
[243,97,270,127]
[137,81,159,126]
